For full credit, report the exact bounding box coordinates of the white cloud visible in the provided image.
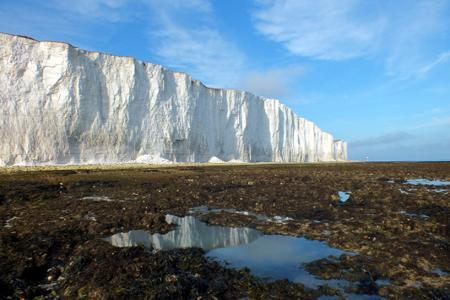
[50,0,135,21]
[252,0,384,60]
[146,0,213,14]
[3,0,245,88]
[145,0,245,88]
[239,65,305,98]
[0,2,98,44]
[383,1,450,79]
[252,0,450,79]
[416,51,450,78]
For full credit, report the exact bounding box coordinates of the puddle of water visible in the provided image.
[405,179,450,186]
[81,196,114,202]
[399,189,409,194]
[375,279,391,286]
[38,283,58,291]
[428,189,448,193]
[319,295,384,300]
[432,268,449,276]
[338,191,351,203]
[105,214,353,289]
[271,215,294,223]
[398,210,429,219]
[206,234,349,288]
[107,215,262,250]
[189,205,293,223]
[189,205,268,221]
[347,295,384,300]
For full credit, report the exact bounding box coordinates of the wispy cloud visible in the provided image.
[239,65,305,98]
[0,0,141,47]
[1,0,246,88]
[416,51,450,78]
[145,0,213,14]
[252,0,385,60]
[46,0,144,22]
[0,2,90,41]
[350,131,414,148]
[383,1,450,79]
[145,0,245,88]
[252,0,450,79]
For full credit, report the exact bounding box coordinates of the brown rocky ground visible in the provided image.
[0,162,449,299]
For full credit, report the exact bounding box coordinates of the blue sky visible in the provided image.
[1,0,450,161]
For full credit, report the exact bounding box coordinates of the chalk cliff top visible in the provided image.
[0,31,329,131]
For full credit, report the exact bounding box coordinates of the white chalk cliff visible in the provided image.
[0,33,347,166]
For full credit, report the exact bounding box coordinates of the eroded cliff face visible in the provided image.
[0,33,347,166]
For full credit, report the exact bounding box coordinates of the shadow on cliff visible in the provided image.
[65,48,112,163]
[126,61,151,160]
[243,96,273,162]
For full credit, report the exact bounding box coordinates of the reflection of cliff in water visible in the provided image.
[105,215,262,251]
[105,213,364,291]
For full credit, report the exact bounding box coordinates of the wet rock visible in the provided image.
[59,240,317,299]
[0,162,449,298]
[377,177,391,182]
[301,176,312,183]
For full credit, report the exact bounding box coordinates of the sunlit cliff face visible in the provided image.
[0,33,346,166]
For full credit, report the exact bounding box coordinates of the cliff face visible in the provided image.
[0,33,347,166]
